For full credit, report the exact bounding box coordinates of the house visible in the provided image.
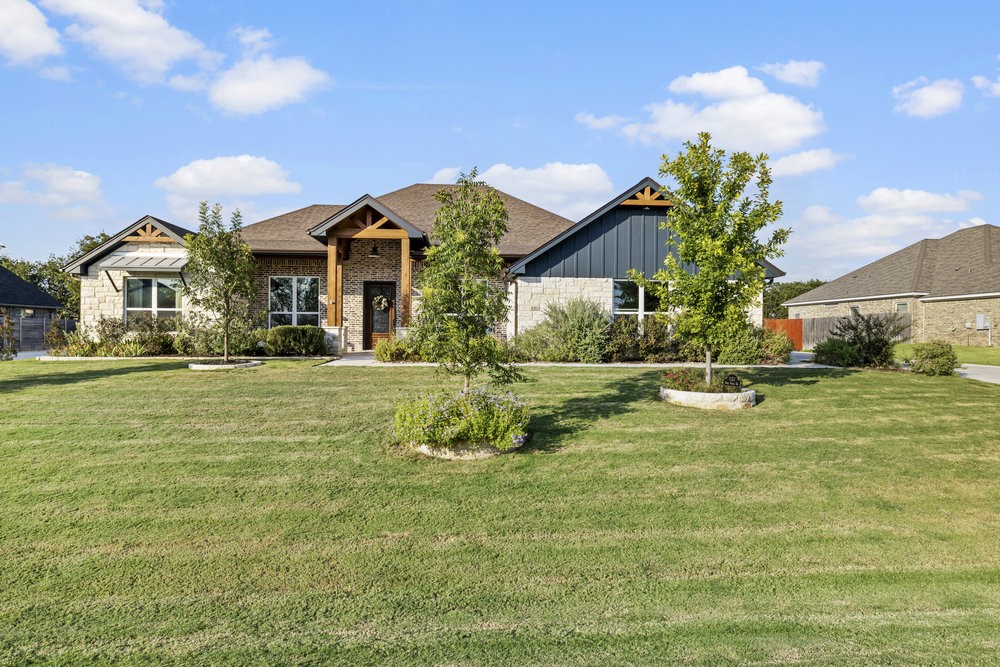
[65,178,784,353]
[0,264,64,317]
[783,224,1000,346]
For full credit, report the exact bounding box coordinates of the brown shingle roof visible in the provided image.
[242,204,344,254]
[241,184,575,257]
[785,224,1000,305]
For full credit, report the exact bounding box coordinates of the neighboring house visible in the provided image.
[784,224,1000,346]
[65,178,784,353]
[0,264,64,317]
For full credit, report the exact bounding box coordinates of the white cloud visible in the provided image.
[209,54,329,115]
[40,0,217,83]
[231,26,273,55]
[0,0,62,65]
[0,163,105,220]
[472,162,615,221]
[39,65,72,81]
[154,155,301,221]
[972,74,1000,97]
[856,187,981,214]
[759,60,825,87]
[892,77,963,117]
[668,65,768,98]
[770,148,845,177]
[574,112,628,130]
[784,187,986,279]
[604,65,824,153]
[429,167,461,183]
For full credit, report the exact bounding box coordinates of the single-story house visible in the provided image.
[784,224,1000,346]
[0,264,64,317]
[65,178,784,353]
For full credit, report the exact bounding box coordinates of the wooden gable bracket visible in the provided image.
[622,185,672,207]
[124,222,176,242]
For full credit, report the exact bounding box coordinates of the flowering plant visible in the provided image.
[661,367,727,392]
[372,295,390,311]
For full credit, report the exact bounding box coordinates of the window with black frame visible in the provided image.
[269,276,320,326]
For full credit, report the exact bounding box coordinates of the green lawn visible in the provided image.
[896,342,1000,366]
[2,360,999,665]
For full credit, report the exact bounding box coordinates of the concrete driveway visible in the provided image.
[957,363,1000,385]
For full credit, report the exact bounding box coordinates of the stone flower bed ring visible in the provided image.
[659,370,757,410]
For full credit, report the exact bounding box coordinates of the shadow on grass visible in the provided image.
[525,369,662,453]
[744,367,856,388]
[0,361,190,393]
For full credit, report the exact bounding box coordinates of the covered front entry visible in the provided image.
[363,281,395,350]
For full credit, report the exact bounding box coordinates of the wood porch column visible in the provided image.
[400,236,411,324]
[327,237,342,326]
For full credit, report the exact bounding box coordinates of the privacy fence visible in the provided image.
[765,313,912,351]
[0,314,76,352]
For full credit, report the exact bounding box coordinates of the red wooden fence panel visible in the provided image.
[764,318,803,351]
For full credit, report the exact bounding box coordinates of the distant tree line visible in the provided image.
[762,279,827,319]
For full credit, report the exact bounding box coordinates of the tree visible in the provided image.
[410,169,522,390]
[183,203,255,363]
[1,232,111,318]
[636,132,789,384]
[763,279,826,319]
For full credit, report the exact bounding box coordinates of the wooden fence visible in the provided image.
[0,314,75,352]
[765,313,911,350]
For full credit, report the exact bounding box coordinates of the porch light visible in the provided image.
[368,242,379,258]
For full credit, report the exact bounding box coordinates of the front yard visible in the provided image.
[2,361,999,664]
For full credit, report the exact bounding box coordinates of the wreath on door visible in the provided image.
[372,295,390,312]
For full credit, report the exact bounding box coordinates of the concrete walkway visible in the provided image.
[323,349,830,369]
[13,350,47,360]
[957,363,1000,385]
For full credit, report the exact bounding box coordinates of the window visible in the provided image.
[269,276,319,327]
[125,277,182,321]
[850,306,861,316]
[895,302,909,313]
[613,279,664,320]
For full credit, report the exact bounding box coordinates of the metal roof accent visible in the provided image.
[62,215,193,275]
[100,254,188,272]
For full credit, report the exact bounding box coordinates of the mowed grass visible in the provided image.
[1,360,999,665]
[896,342,1000,366]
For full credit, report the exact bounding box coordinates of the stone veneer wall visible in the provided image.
[790,296,1000,345]
[78,241,192,335]
[250,255,327,328]
[507,276,614,339]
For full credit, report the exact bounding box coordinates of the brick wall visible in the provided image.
[250,255,327,327]
[341,239,404,352]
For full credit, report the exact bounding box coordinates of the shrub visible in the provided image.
[126,313,176,356]
[830,313,905,367]
[761,327,794,364]
[813,338,861,367]
[911,340,959,376]
[264,325,329,356]
[717,325,763,365]
[394,389,529,451]
[113,340,146,357]
[374,336,422,362]
[43,318,68,351]
[0,311,14,361]
[514,299,609,363]
[639,316,677,362]
[660,367,727,392]
[53,331,99,357]
[95,316,128,349]
[605,316,640,362]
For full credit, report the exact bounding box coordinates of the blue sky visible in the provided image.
[1,1,999,280]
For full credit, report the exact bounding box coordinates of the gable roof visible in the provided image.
[242,183,576,257]
[508,177,785,279]
[63,216,194,275]
[307,194,425,239]
[785,224,1000,306]
[0,265,64,310]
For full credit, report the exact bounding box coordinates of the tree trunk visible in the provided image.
[705,348,713,386]
[463,375,470,392]
[223,321,229,363]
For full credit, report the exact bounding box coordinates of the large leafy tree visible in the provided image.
[763,279,826,319]
[411,169,522,389]
[1,232,111,317]
[638,132,789,384]
[183,203,255,362]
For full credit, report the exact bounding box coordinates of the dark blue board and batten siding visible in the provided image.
[520,207,677,279]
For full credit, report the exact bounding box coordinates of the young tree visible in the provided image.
[411,169,522,389]
[636,132,789,384]
[183,203,255,362]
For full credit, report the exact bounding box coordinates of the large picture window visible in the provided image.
[269,276,320,327]
[125,277,182,322]
[613,279,664,320]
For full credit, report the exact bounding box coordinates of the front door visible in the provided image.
[363,281,395,349]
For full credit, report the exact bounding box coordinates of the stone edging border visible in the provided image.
[660,387,757,410]
[412,434,530,460]
[36,355,330,362]
[188,360,263,371]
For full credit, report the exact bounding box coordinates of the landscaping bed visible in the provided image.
[1,361,999,663]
